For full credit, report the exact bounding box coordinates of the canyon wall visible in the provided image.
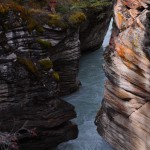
[80,0,113,52]
[95,0,150,150]
[0,1,112,149]
[0,10,79,150]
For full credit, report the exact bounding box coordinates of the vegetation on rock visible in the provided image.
[38,58,53,70]
[0,0,112,30]
[37,39,52,49]
[52,71,60,81]
[48,14,66,28]
[17,57,39,76]
[69,11,86,25]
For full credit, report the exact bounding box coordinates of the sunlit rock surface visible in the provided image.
[95,0,150,150]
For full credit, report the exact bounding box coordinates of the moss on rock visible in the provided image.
[48,14,67,28]
[52,71,60,81]
[37,39,52,49]
[38,58,53,70]
[69,11,86,25]
[0,0,112,30]
[17,57,40,76]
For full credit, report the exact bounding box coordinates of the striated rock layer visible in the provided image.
[80,0,113,52]
[0,10,78,149]
[0,1,113,149]
[95,0,150,150]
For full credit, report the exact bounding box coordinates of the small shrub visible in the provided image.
[69,11,86,25]
[27,18,38,32]
[48,14,66,28]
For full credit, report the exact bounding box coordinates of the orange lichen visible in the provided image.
[116,12,123,29]
[115,44,125,59]
[115,43,136,61]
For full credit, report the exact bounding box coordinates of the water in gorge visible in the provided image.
[57,21,113,150]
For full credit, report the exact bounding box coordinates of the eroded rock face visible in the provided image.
[0,11,78,149]
[0,1,113,148]
[95,0,150,150]
[80,1,113,52]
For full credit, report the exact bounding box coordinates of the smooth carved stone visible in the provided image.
[95,0,150,150]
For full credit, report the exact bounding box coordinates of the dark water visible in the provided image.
[57,20,113,150]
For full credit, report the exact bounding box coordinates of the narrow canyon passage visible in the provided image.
[57,21,113,150]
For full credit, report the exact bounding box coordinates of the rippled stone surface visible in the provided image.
[95,0,150,150]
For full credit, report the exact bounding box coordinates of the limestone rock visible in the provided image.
[95,0,150,150]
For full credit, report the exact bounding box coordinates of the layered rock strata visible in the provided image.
[80,0,113,52]
[0,1,113,149]
[0,10,78,149]
[95,0,150,150]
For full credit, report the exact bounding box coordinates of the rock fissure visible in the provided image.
[129,100,148,117]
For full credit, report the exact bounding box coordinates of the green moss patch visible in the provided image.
[37,39,52,49]
[69,11,86,25]
[48,14,67,28]
[17,57,40,76]
[38,58,53,70]
[52,71,60,81]
[0,0,112,30]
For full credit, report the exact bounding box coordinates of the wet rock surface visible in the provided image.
[95,0,150,150]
